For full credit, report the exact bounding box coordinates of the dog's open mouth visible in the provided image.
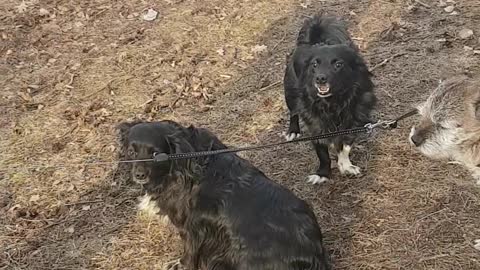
[315,83,332,98]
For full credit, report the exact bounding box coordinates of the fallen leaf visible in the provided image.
[473,50,480,55]
[438,0,447,7]
[38,8,49,16]
[216,48,225,56]
[251,44,268,54]
[143,8,158,21]
[444,6,454,13]
[29,195,40,202]
[65,226,75,234]
[458,28,474,39]
[81,205,91,211]
[16,1,28,13]
[18,92,33,102]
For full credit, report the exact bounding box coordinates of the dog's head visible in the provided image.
[293,44,371,99]
[118,120,226,186]
[409,76,480,159]
[118,120,193,185]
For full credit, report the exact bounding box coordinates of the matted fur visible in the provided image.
[119,120,331,270]
[284,14,376,182]
[410,76,480,184]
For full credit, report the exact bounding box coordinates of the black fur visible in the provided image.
[120,120,331,270]
[284,14,376,180]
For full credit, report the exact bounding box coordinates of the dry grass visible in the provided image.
[1,0,480,269]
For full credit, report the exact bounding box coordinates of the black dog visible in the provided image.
[284,14,376,184]
[119,120,331,270]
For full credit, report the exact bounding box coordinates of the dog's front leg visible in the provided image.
[307,142,331,184]
[286,114,301,141]
[336,142,361,177]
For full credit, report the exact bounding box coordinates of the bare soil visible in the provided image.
[1,0,480,269]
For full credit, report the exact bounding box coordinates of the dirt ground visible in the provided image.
[1,0,480,269]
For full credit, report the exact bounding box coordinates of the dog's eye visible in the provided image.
[127,149,136,157]
[152,152,159,157]
[312,62,318,68]
[334,61,343,69]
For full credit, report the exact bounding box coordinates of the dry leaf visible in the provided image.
[251,44,268,54]
[65,226,75,234]
[81,205,91,211]
[143,8,158,21]
[458,28,474,39]
[444,6,454,13]
[16,1,28,13]
[29,195,40,202]
[216,48,225,56]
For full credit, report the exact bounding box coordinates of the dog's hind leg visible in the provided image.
[307,142,331,184]
[336,143,361,177]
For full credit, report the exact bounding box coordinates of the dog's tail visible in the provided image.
[296,14,353,48]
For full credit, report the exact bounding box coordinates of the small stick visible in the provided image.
[64,199,103,206]
[259,80,281,91]
[370,53,406,72]
[414,0,430,8]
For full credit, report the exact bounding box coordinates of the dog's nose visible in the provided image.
[410,133,425,147]
[135,171,147,180]
[316,74,327,84]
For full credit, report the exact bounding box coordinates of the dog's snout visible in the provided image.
[410,133,425,147]
[135,171,147,180]
[316,74,327,84]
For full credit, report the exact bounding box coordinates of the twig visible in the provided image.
[370,53,406,72]
[83,76,132,99]
[414,0,430,8]
[64,199,103,207]
[259,80,282,91]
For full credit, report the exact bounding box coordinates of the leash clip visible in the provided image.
[365,120,397,133]
[153,152,169,162]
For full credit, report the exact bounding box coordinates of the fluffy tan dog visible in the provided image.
[409,76,480,184]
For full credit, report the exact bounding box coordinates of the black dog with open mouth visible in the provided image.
[118,120,331,270]
[284,14,376,184]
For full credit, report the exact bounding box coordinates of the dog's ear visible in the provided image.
[353,54,371,76]
[166,132,194,154]
[116,120,143,153]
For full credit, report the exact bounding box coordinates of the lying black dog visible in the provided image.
[284,14,376,184]
[119,120,331,270]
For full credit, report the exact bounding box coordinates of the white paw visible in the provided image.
[285,132,301,141]
[474,239,480,251]
[307,175,329,185]
[163,259,184,270]
[338,163,361,176]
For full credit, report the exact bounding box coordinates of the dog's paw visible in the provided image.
[338,163,361,176]
[284,132,301,141]
[307,175,329,185]
[474,239,480,251]
[163,259,185,270]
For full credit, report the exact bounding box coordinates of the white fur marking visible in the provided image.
[409,126,416,145]
[138,194,171,223]
[474,239,480,251]
[138,194,160,216]
[307,175,329,185]
[285,132,301,141]
[337,145,361,176]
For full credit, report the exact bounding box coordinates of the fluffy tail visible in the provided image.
[296,14,353,47]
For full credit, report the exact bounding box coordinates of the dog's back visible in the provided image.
[193,151,330,269]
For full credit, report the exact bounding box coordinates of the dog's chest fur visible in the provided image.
[300,95,356,135]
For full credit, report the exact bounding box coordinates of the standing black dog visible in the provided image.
[119,120,331,270]
[284,14,376,184]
